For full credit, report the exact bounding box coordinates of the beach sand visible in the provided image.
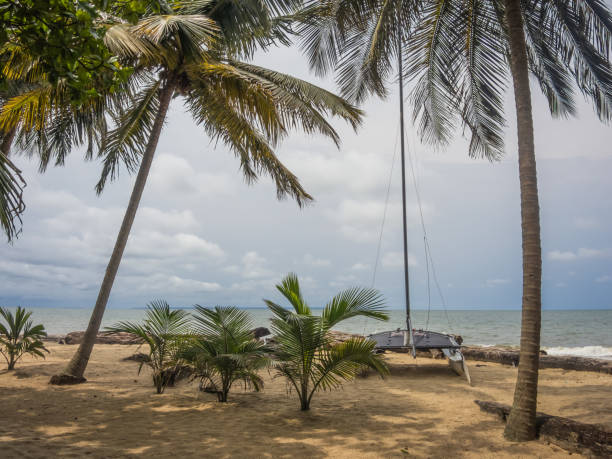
[1,343,610,458]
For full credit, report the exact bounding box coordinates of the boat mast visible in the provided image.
[398,39,416,356]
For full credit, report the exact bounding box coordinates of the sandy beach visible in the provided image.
[1,343,610,458]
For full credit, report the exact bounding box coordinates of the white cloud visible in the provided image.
[548,250,577,261]
[167,275,221,292]
[149,154,235,197]
[351,263,370,271]
[239,251,275,279]
[301,254,331,267]
[595,275,612,283]
[128,232,225,259]
[548,248,612,261]
[486,278,511,287]
[573,217,599,229]
[381,251,418,268]
[283,149,397,195]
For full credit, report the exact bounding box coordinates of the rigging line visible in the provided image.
[363,119,400,338]
[404,125,432,330]
[370,120,400,289]
[407,135,455,334]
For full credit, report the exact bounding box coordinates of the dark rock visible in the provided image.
[63,331,142,345]
[251,327,271,339]
[49,374,87,385]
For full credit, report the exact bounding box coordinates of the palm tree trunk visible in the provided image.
[50,83,175,385]
[503,0,542,442]
[0,126,17,155]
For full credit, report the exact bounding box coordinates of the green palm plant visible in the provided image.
[181,306,269,402]
[0,306,48,370]
[2,0,363,385]
[265,273,389,411]
[297,0,612,439]
[105,300,190,394]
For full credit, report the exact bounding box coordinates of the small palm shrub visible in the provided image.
[0,306,48,370]
[182,306,269,402]
[265,273,389,411]
[106,300,190,394]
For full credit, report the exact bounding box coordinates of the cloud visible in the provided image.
[328,198,434,243]
[282,149,396,195]
[149,154,235,197]
[351,263,370,271]
[548,248,612,261]
[486,278,511,287]
[225,252,276,282]
[301,254,331,267]
[573,217,599,229]
[595,275,612,283]
[381,251,418,268]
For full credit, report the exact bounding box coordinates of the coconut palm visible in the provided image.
[181,306,269,402]
[0,41,129,242]
[4,1,363,385]
[0,306,48,370]
[298,0,612,438]
[265,273,389,411]
[105,300,190,394]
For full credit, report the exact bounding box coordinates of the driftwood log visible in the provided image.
[475,400,612,457]
[461,346,612,374]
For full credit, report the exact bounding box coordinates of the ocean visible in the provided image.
[20,307,612,360]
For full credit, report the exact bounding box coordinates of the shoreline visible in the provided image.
[43,331,612,374]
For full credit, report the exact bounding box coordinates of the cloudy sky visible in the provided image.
[1,44,611,311]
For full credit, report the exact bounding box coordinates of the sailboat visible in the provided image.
[367,44,471,385]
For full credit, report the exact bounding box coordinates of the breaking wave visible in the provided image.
[543,346,612,360]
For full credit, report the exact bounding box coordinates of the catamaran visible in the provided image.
[367,43,471,385]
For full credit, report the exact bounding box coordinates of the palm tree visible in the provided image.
[182,306,269,402]
[106,300,190,394]
[4,1,362,385]
[297,0,612,438]
[265,273,389,411]
[0,306,48,370]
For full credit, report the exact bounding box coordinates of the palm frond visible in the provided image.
[321,286,388,329]
[95,78,163,194]
[0,150,26,242]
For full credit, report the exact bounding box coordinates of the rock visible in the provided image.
[63,331,142,345]
[327,330,364,346]
[49,374,86,385]
[251,327,271,339]
[41,334,64,343]
[475,400,612,457]
[461,346,612,374]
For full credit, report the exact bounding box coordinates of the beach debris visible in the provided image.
[475,400,612,457]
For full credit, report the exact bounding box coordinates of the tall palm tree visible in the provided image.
[265,273,389,411]
[0,0,361,385]
[297,0,612,440]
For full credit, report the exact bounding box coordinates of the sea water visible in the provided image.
[19,308,612,360]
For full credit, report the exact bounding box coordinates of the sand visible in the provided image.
[1,343,611,458]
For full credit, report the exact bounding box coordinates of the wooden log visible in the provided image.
[474,400,612,457]
[461,346,612,375]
